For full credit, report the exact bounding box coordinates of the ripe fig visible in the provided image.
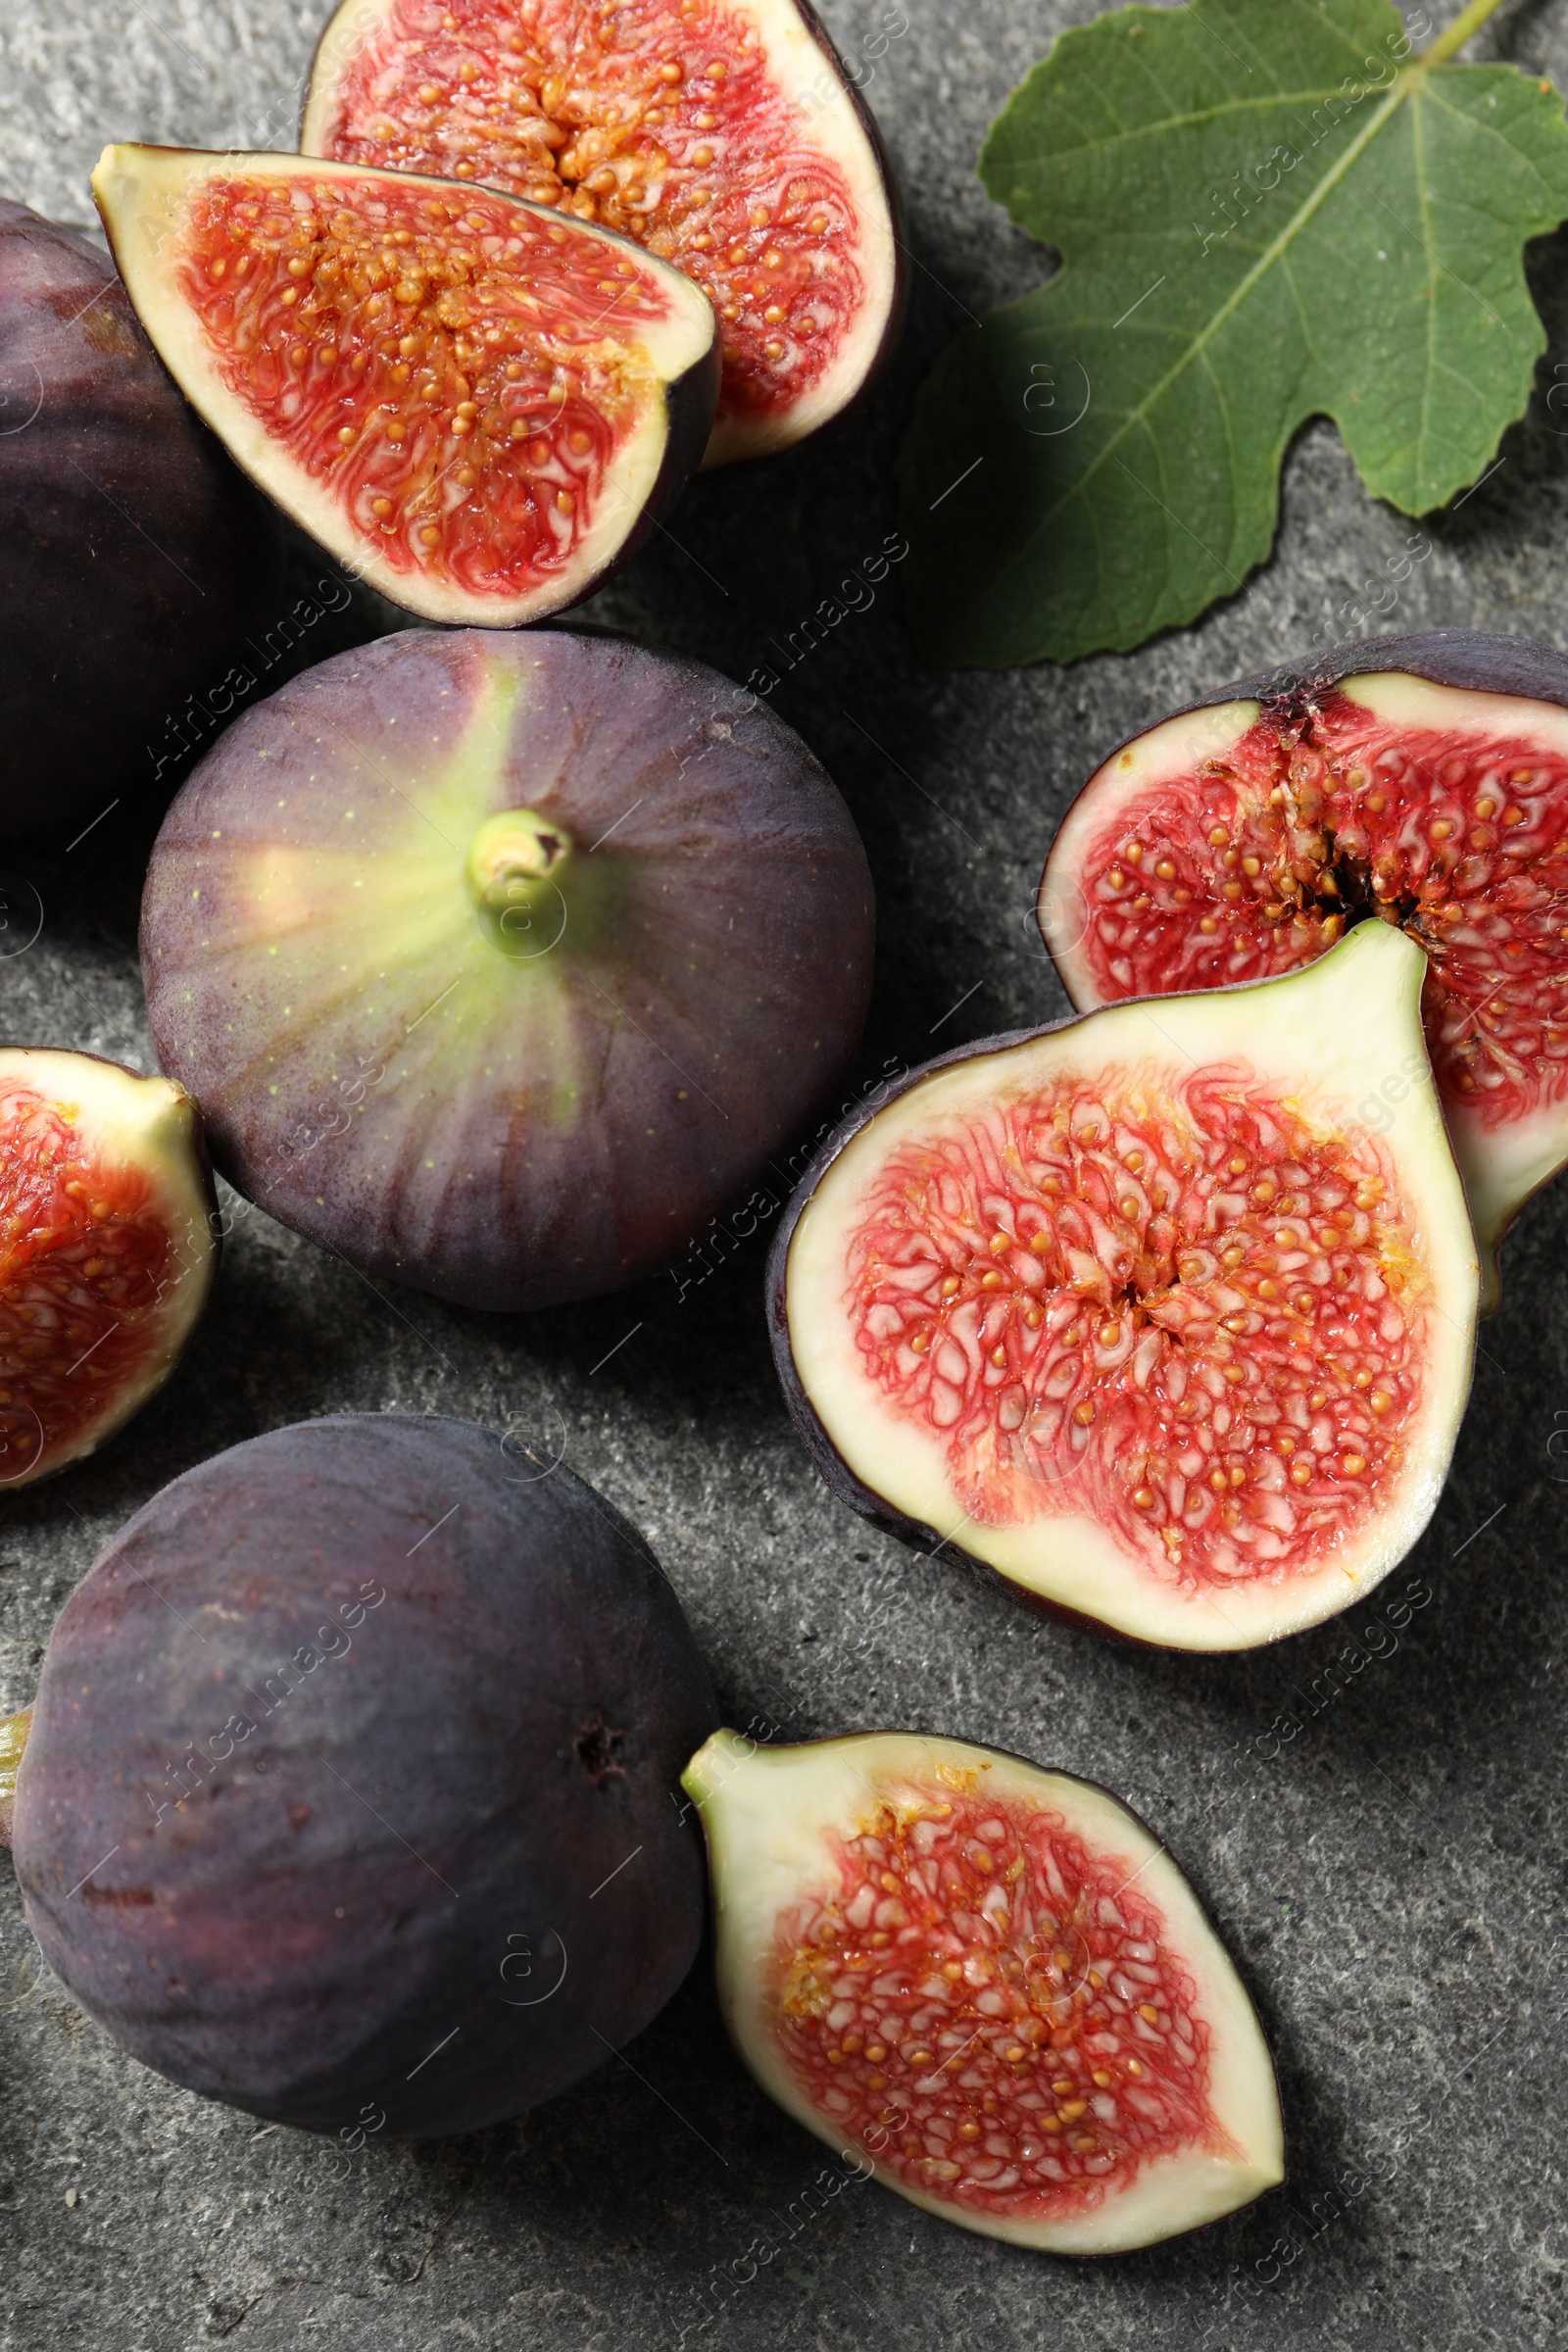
[301,0,904,466]
[140,626,874,1311]
[0,198,283,836]
[1040,631,1568,1311]
[683,1729,1284,2253]
[770,923,1478,1649]
[92,145,718,626]
[0,1051,216,1489]
[5,1414,716,2137]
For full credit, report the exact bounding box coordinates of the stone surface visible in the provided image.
[1,2,1566,2347]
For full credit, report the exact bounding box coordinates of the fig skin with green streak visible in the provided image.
[139,628,875,1309]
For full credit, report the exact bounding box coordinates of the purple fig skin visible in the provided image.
[141,627,875,1311]
[11,1413,717,2138]
[0,200,284,837]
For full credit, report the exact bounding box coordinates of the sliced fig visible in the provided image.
[0,198,283,837]
[140,626,874,1310]
[91,144,717,626]
[0,1051,217,1487]
[770,923,1477,1649]
[5,1415,716,2136]
[301,0,903,466]
[1040,632,1568,1312]
[684,1728,1284,2252]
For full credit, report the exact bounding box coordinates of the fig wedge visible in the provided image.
[92,144,717,626]
[1040,631,1568,1311]
[683,1728,1285,2253]
[0,1051,216,1486]
[770,923,1478,1649]
[301,0,904,466]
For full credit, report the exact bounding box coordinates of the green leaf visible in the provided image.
[897,0,1568,668]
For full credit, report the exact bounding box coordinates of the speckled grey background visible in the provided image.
[1,1,1565,2346]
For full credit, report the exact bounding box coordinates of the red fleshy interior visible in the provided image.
[1072,691,1568,1136]
[848,1066,1423,1592]
[0,1086,177,1479]
[316,0,866,429]
[773,1782,1222,2223]
[180,170,675,598]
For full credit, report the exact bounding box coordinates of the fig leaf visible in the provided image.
[898,0,1568,667]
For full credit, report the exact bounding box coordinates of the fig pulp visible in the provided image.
[6,1414,716,2137]
[140,627,874,1310]
[684,1730,1284,2252]
[0,1052,216,1488]
[1041,633,1568,1310]
[772,923,1478,1649]
[302,0,904,465]
[0,200,283,836]
[92,145,718,626]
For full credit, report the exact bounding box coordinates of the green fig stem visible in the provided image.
[1422,0,1509,68]
[0,1703,31,1850]
[466,809,572,913]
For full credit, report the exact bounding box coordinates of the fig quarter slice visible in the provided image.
[91,144,717,626]
[770,922,1478,1649]
[301,0,904,466]
[683,1728,1285,2254]
[1040,631,1568,1312]
[0,1052,217,1487]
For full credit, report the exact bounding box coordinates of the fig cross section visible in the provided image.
[302,0,903,463]
[0,1053,216,1490]
[92,145,717,624]
[1041,634,1568,1308]
[684,1730,1284,2253]
[773,923,1478,1648]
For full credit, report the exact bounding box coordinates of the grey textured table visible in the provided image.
[1,2,1565,2347]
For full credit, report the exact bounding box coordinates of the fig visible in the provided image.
[140,626,873,1311]
[0,1051,216,1489]
[301,0,904,466]
[1040,631,1568,1312]
[4,1413,716,2137]
[683,1729,1284,2252]
[0,198,283,837]
[91,145,718,626]
[770,922,1478,1649]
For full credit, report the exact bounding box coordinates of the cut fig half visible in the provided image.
[91,144,717,625]
[1040,632,1568,1312]
[683,1728,1285,2253]
[301,0,904,465]
[770,922,1478,1649]
[0,1052,217,1487]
